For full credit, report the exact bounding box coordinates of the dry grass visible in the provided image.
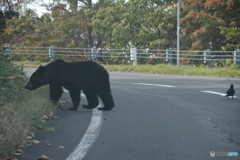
[0,87,54,158]
[14,61,240,77]
[0,53,55,158]
[103,64,240,77]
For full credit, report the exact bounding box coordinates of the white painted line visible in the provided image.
[66,108,103,160]
[63,89,103,160]
[63,89,69,93]
[201,91,238,98]
[134,83,176,88]
[63,89,86,98]
[201,91,226,96]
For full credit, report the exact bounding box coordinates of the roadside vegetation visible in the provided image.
[14,61,48,68]
[14,60,240,77]
[104,64,240,77]
[0,51,54,158]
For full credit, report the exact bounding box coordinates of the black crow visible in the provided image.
[225,84,235,98]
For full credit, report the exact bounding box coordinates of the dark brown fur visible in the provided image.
[25,59,114,111]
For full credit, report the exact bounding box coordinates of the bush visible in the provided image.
[0,50,54,158]
[0,51,26,106]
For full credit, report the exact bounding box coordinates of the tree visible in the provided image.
[1,0,28,12]
[92,0,178,49]
[207,0,240,50]
[3,0,180,49]
[3,1,89,47]
[92,0,128,48]
[3,9,40,45]
[0,0,35,44]
[181,0,240,50]
[3,0,238,51]
[61,0,94,47]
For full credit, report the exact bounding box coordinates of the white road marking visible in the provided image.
[66,108,102,160]
[201,91,238,98]
[134,83,176,88]
[63,89,86,99]
[201,91,226,96]
[63,89,103,160]
[63,89,69,93]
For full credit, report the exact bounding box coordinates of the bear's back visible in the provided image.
[67,60,105,73]
[49,59,107,77]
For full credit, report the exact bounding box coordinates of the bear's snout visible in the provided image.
[25,83,33,91]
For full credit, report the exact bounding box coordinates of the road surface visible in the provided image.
[20,69,240,160]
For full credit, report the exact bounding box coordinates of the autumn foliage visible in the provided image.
[0,0,239,51]
[181,0,240,50]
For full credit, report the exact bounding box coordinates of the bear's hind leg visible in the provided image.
[98,91,115,111]
[82,90,99,109]
[68,88,81,111]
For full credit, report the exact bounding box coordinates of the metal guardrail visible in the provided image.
[4,45,240,67]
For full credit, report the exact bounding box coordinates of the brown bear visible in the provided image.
[25,59,114,111]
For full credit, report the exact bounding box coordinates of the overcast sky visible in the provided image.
[27,0,98,16]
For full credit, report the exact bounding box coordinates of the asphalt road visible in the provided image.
[20,69,240,160]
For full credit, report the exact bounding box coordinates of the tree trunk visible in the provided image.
[87,26,93,47]
[87,0,93,47]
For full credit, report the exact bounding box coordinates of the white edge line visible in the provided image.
[63,89,69,93]
[66,108,103,160]
[201,91,238,98]
[134,83,176,88]
[63,89,103,160]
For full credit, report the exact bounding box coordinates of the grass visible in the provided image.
[103,64,240,77]
[14,61,49,68]
[0,86,54,158]
[0,57,55,158]
[14,61,240,77]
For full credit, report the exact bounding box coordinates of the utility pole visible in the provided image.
[177,0,181,66]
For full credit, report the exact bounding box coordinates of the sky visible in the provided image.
[27,0,98,16]
[27,1,48,16]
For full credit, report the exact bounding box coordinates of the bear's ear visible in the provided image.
[37,66,46,76]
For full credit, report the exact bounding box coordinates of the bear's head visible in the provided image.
[25,66,48,91]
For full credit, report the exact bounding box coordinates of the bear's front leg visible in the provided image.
[49,84,63,105]
[68,88,81,111]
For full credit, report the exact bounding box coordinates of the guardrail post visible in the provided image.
[91,46,97,61]
[130,48,137,66]
[204,49,211,68]
[49,46,55,61]
[234,49,240,65]
[5,45,12,59]
[166,48,173,64]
